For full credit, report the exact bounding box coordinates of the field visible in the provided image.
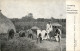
[1,36,66,51]
[0,19,66,51]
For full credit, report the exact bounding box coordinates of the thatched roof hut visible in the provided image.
[31,26,40,30]
[0,10,16,34]
[52,23,62,27]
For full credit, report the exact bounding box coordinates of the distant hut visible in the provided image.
[0,10,16,39]
[52,23,62,30]
[31,26,40,34]
[52,23,62,27]
[31,26,40,30]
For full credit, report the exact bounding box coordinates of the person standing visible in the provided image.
[8,29,15,39]
[55,27,61,42]
[46,21,53,39]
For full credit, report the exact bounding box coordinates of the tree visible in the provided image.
[37,18,45,22]
[27,13,34,21]
[28,13,33,18]
[51,17,55,22]
[21,13,34,22]
[22,15,28,21]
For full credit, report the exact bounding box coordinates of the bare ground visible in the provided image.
[1,37,66,51]
[36,38,66,51]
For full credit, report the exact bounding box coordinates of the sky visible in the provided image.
[0,0,66,19]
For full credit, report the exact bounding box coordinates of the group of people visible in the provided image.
[37,21,61,43]
[46,21,61,41]
[8,21,61,43]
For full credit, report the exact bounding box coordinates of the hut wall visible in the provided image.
[0,10,16,40]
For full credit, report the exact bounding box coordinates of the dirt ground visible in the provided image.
[36,38,66,51]
[1,37,66,51]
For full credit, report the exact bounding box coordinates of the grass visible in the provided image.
[0,32,66,51]
[1,37,49,51]
[0,21,66,51]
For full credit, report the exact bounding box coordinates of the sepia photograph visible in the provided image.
[0,0,66,51]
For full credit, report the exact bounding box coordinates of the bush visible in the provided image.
[62,27,66,35]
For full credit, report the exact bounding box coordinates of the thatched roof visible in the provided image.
[0,10,16,34]
[31,26,40,30]
[52,23,62,27]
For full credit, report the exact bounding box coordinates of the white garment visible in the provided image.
[37,30,49,40]
[46,23,53,39]
[46,24,52,33]
[55,34,59,42]
[41,30,48,40]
